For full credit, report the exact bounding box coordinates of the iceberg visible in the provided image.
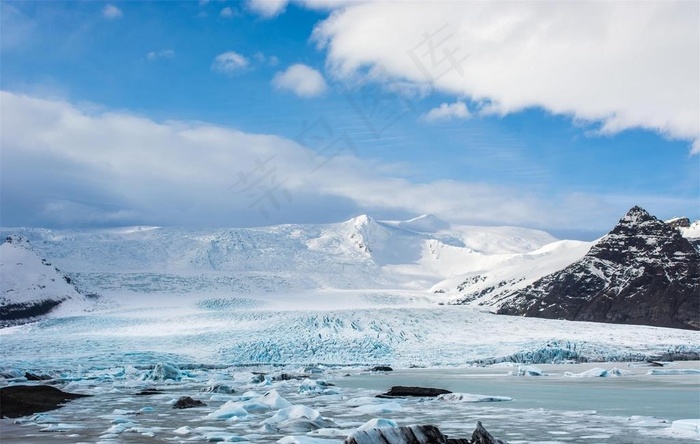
[437,393,512,402]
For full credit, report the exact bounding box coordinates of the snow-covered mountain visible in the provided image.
[497,207,700,330]
[0,215,558,295]
[0,235,94,326]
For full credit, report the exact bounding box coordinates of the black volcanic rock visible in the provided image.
[173,396,206,409]
[0,385,89,418]
[498,206,700,330]
[377,386,451,398]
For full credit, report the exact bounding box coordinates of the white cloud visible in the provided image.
[147,49,175,61]
[102,4,123,20]
[313,1,699,154]
[3,91,692,230]
[220,7,235,18]
[211,51,249,74]
[423,101,470,122]
[272,64,327,98]
[247,0,288,18]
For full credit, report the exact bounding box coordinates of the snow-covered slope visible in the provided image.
[435,239,594,307]
[0,235,93,326]
[0,216,559,295]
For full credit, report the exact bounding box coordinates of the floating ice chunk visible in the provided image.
[30,413,61,424]
[277,436,339,444]
[298,379,341,396]
[203,431,247,442]
[139,406,155,412]
[510,365,544,376]
[205,401,248,420]
[564,367,618,377]
[173,426,193,435]
[39,423,84,432]
[143,362,181,381]
[437,393,512,403]
[354,402,402,415]
[647,369,700,375]
[308,427,358,437]
[260,389,293,409]
[672,419,700,435]
[358,418,398,430]
[263,405,338,432]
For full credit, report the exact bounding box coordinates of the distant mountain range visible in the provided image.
[1,207,698,329]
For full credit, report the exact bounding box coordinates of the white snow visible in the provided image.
[671,419,700,435]
[680,221,700,238]
[0,236,90,319]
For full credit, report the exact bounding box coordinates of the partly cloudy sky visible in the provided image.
[1,1,698,238]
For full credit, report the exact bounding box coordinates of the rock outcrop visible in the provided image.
[498,206,700,330]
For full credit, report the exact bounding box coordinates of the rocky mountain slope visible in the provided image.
[496,207,700,330]
[0,236,94,326]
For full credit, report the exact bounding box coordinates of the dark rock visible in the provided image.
[200,384,235,394]
[344,422,504,444]
[272,373,305,381]
[370,366,393,372]
[173,396,206,409]
[377,386,451,398]
[0,385,90,418]
[471,421,508,444]
[136,388,162,395]
[24,372,52,381]
[498,206,700,330]
[251,373,266,383]
[666,217,691,229]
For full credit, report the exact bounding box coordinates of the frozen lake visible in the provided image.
[336,363,700,420]
[1,362,698,443]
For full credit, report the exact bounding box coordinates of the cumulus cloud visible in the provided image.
[313,1,699,154]
[102,4,123,19]
[3,90,692,230]
[147,49,175,61]
[211,51,249,74]
[247,0,288,18]
[423,101,470,122]
[272,64,327,97]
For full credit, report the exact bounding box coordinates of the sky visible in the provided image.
[0,0,698,239]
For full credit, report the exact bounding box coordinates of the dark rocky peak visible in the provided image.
[587,206,692,265]
[666,217,691,229]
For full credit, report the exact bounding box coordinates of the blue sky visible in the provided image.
[1,0,698,239]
